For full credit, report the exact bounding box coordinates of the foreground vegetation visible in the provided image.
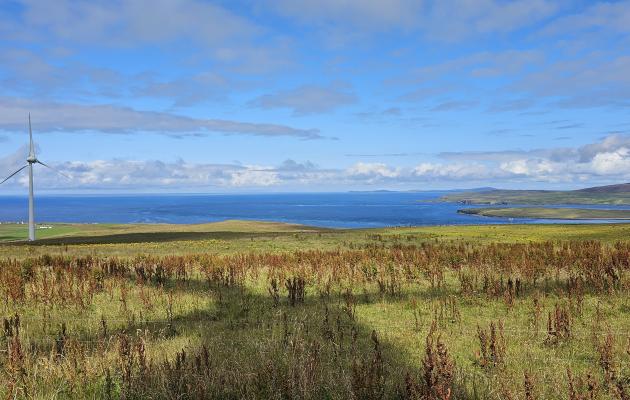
[0,222,629,399]
[459,207,630,220]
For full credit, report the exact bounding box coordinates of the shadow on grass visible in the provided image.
[36,280,435,395]
[12,231,319,245]
[0,235,22,242]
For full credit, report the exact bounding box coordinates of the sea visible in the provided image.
[0,192,629,228]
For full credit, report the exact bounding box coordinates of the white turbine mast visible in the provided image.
[1,114,70,241]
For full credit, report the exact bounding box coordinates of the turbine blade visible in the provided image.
[36,160,72,179]
[28,113,34,158]
[0,165,28,185]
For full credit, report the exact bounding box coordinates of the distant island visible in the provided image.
[459,207,630,220]
[350,187,495,193]
[442,183,630,205]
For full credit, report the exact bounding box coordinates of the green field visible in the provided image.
[1,221,629,399]
[3,221,630,257]
[0,220,323,242]
[459,207,630,220]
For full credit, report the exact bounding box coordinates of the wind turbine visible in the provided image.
[1,114,69,241]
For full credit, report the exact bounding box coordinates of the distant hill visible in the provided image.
[452,187,498,193]
[575,183,630,193]
[441,183,630,205]
[350,187,497,193]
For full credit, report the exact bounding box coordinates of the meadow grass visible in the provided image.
[0,221,629,399]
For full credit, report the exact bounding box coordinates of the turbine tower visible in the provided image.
[1,114,69,241]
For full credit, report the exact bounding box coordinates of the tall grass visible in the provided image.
[0,240,629,398]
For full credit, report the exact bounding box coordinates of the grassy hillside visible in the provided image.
[577,182,630,193]
[441,183,630,205]
[459,207,630,220]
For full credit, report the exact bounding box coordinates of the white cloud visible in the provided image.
[413,162,493,180]
[268,0,559,41]
[540,1,630,37]
[347,163,401,179]
[590,148,630,175]
[499,159,530,175]
[250,84,357,115]
[230,168,279,187]
[268,0,423,31]
[2,134,630,191]
[5,0,292,74]
[513,54,630,109]
[17,0,256,47]
[422,0,560,41]
[0,97,323,139]
[0,149,322,190]
[578,134,630,162]
[499,159,557,177]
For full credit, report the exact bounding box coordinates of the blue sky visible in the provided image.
[0,0,629,192]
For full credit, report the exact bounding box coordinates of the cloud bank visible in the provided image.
[1,135,629,191]
[250,84,357,115]
[0,97,322,139]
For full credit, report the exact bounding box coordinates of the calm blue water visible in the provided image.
[0,192,629,228]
